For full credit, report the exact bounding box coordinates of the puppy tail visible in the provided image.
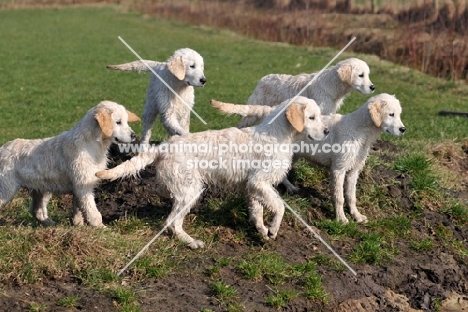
[106,60,160,72]
[96,151,158,181]
[210,100,275,118]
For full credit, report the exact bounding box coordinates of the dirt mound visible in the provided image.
[1,140,466,311]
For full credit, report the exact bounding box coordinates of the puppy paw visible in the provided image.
[285,185,300,194]
[267,228,278,240]
[87,215,103,227]
[73,214,84,226]
[95,170,111,180]
[188,239,205,249]
[41,218,56,227]
[257,226,270,241]
[354,213,368,223]
[336,215,349,224]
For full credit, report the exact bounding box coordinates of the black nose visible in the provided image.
[370,84,376,91]
[324,128,329,135]
[200,77,207,85]
[399,127,406,133]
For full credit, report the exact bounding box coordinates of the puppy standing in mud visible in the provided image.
[107,48,206,142]
[0,101,140,226]
[97,97,329,248]
[238,57,375,127]
[213,93,406,224]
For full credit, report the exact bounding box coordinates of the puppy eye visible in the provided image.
[116,121,122,125]
[309,116,315,120]
[190,64,195,69]
[358,73,364,78]
[389,113,394,117]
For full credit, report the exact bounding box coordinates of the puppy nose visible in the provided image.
[324,128,330,135]
[370,84,376,91]
[200,77,207,85]
[399,127,406,133]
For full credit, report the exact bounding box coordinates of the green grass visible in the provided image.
[58,295,80,308]
[0,7,468,145]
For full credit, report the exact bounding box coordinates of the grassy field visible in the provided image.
[0,5,467,311]
[0,6,468,146]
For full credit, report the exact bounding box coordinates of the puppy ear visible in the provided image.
[95,107,113,138]
[126,110,141,123]
[286,102,306,133]
[167,55,186,80]
[337,63,353,86]
[368,100,387,127]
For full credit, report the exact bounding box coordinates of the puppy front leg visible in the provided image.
[248,183,285,240]
[345,168,368,223]
[331,169,348,223]
[73,189,104,227]
[29,190,55,226]
[161,113,189,136]
[248,197,269,240]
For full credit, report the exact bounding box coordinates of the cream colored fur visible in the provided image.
[107,48,206,142]
[0,101,140,226]
[213,93,406,223]
[238,57,375,127]
[96,97,329,248]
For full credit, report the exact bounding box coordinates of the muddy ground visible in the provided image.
[0,140,467,311]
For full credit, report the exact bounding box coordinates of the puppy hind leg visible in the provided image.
[141,102,159,144]
[237,116,258,128]
[166,188,204,249]
[29,190,56,226]
[72,196,84,226]
[0,181,19,209]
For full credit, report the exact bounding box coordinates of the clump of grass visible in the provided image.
[58,295,80,308]
[442,202,468,224]
[350,233,396,264]
[237,253,328,304]
[112,286,140,311]
[210,280,242,311]
[296,261,328,302]
[292,159,329,189]
[315,219,361,238]
[265,288,298,308]
[368,215,412,238]
[133,255,174,279]
[410,238,434,252]
[311,254,346,272]
[394,154,437,192]
[206,257,231,277]
[29,303,47,312]
[237,252,291,285]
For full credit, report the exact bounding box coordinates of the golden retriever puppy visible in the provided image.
[238,58,375,127]
[213,93,406,223]
[107,48,206,142]
[97,96,329,248]
[0,101,140,226]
